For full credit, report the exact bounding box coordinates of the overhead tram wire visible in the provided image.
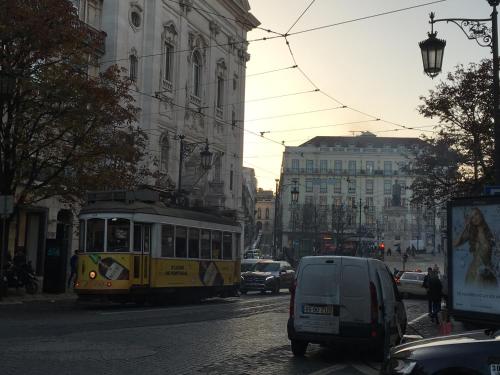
[285,0,317,35]
[265,119,381,133]
[244,106,347,123]
[285,0,448,38]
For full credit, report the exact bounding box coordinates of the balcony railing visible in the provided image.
[79,20,106,55]
[208,181,224,196]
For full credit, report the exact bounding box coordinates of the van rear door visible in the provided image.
[339,258,371,327]
[294,258,340,335]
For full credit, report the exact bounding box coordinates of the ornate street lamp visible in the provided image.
[291,184,299,203]
[199,139,213,170]
[419,2,500,183]
[177,136,213,194]
[419,13,446,78]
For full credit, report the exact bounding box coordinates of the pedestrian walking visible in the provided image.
[67,250,79,288]
[387,247,392,257]
[396,244,401,255]
[422,267,433,316]
[428,271,443,324]
[402,252,408,271]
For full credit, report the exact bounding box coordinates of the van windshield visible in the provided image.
[254,263,279,272]
[241,263,256,272]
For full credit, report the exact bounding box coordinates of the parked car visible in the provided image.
[243,249,262,259]
[240,259,259,273]
[397,271,427,298]
[381,329,500,374]
[288,256,407,359]
[240,260,294,294]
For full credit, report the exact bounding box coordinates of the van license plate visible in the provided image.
[303,304,333,315]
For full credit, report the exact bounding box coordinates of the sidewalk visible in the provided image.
[407,308,466,339]
[384,252,445,273]
[0,289,77,305]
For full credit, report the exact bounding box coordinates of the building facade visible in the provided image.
[278,132,437,258]
[255,188,275,256]
[242,167,257,250]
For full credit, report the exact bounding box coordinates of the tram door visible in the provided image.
[132,223,151,286]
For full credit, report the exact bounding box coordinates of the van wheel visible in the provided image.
[240,290,247,295]
[273,281,280,294]
[291,340,308,357]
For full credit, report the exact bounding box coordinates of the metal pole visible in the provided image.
[358,198,362,257]
[273,179,279,260]
[492,4,500,184]
[177,135,184,194]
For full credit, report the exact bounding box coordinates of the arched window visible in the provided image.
[129,53,138,82]
[192,51,202,97]
[160,134,170,172]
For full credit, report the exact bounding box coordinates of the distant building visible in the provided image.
[278,132,437,257]
[255,188,275,256]
[242,167,257,249]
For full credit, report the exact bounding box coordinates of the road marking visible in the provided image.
[351,363,380,375]
[408,312,428,325]
[307,364,347,375]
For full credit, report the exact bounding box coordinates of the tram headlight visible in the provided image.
[89,270,97,279]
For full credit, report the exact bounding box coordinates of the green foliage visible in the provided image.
[409,59,494,205]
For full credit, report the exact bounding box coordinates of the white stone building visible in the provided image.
[99,0,259,211]
[242,167,257,249]
[278,132,437,257]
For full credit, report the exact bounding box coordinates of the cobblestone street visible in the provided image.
[0,284,459,375]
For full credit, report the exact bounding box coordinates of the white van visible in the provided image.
[287,256,407,358]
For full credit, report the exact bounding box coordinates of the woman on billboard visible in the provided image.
[453,207,498,287]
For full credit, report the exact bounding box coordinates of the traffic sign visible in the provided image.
[0,195,14,218]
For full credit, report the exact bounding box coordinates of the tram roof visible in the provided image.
[79,201,239,227]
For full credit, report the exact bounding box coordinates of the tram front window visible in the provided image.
[223,232,232,260]
[107,219,130,252]
[86,218,105,252]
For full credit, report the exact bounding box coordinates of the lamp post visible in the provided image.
[273,178,279,260]
[355,199,368,257]
[177,136,213,194]
[419,2,500,183]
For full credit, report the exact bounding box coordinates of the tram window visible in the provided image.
[133,223,151,253]
[212,231,222,259]
[161,225,175,257]
[86,218,105,252]
[175,226,187,258]
[107,219,130,252]
[223,232,232,260]
[188,228,200,258]
[201,230,211,259]
[79,220,85,251]
[235,233,241,258]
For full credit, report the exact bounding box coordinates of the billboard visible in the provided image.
[448,197,500,324]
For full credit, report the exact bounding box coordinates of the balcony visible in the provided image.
[190,94,201,107]
[79,21,106,55]
[208,181,225,196]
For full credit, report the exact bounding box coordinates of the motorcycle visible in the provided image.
[4,261,38,294]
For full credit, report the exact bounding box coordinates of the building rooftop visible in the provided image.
[297,133,426,149]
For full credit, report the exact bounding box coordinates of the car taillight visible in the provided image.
[289,279,296,318]
[369,281,379,337]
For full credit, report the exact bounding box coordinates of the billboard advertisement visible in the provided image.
[448,197,500,324]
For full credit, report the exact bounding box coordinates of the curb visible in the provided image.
[0,292,77,306]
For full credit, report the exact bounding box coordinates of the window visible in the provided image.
[192,51,202,97]
[306,160,313,173]
[333,178,341,194]
[216,76,224,109]
[164,42,174,82]
[232,110,236,126]
[320,160,327,173]
[175,226,187,258]
[366,161,374,175]
[384,161,393,176]
[348,179,356,194]
[400,180,406,195]
[188,228,200,258]
[366,179,374,195]
[129,54,138,82]
[230,168,233,191]
[306,179,313,192]
[161,225,175,257]
[213,157,221,182]
[366,197,374,209]
[133,224,151,253]
[305,195,313,204]
[86,0,102,29]
[233,75,238,90]
[292,159,299,172]
[334,160,342,174]
[86,218,104,252]
[333,197,342,207]
[384,180,392,194]
[223,232,232,260]
[320,179,327,193]
[107,219,130,252]
[257,208,261,219]
[384,197,392,207]
[348,160,356,175]
[319,195,328,207]
[212,231,222,259]
[131,11,141,28]
[265,208,270,219]
[201,230,211,259]
[160,134,169,172]
[79,220,85,251]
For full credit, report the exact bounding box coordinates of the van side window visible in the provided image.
[385,267,402,301]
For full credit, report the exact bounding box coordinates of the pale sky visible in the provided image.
[243,0,492,190]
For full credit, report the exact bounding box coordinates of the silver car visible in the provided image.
[397,271,427,297]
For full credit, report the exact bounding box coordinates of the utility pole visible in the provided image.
[273,179,279,260]
[358,198,362,257]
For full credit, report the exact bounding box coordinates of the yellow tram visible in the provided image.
[75,190,241,303]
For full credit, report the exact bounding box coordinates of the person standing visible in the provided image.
[67,250,79,289]
[428,271,443,324]
[422,267,433,316]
